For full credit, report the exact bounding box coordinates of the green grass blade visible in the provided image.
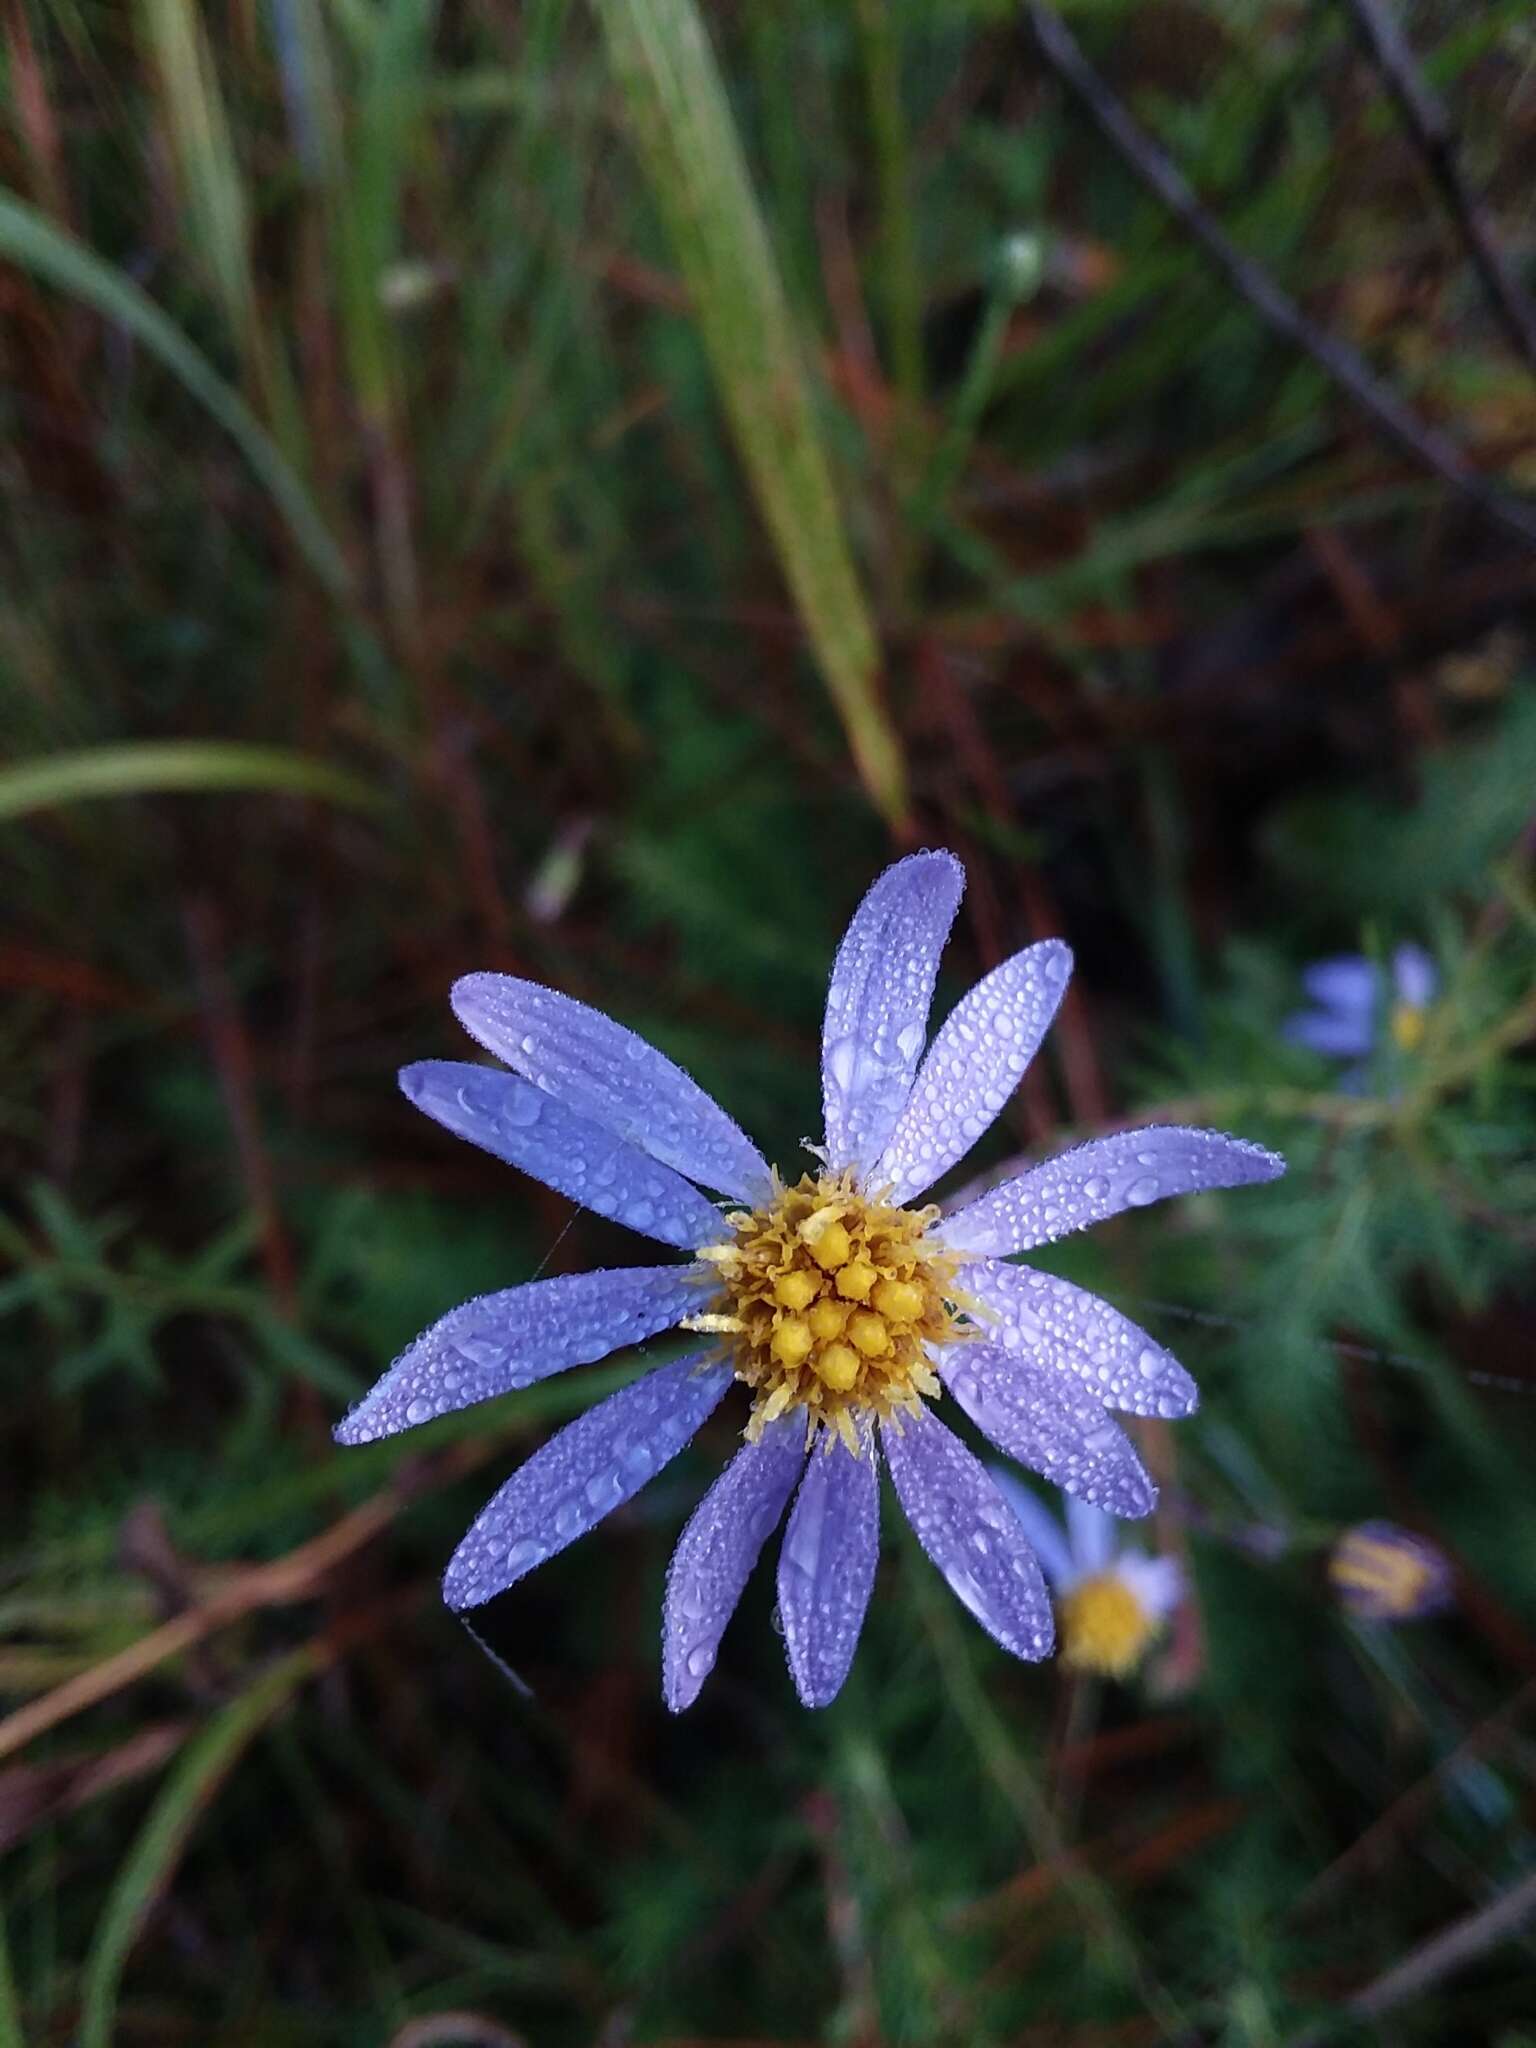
[0,1900,22,2048]
[0,192,349,597]
[854,0,921,414]
[591,0,909,829]
[137,0,255,346]
[78,1649,318,2048]
[0,742,385,823]
[339,0,437,420]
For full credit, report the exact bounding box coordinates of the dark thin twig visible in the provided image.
[1291,1867,1536,2045]
[1340,0,1536,378]
[183,893,298,1317]
[1022,2,1536,549]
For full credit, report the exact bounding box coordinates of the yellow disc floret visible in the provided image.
[1390,1000,1427,1053]
[1058,1571,1158,1678]
[689,1169,969,1451]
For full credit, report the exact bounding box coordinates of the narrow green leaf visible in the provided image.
[0,741,385,823]
[854,0,922,413]
[591,0,909,828]
[138,0,255,345]
[0,1900,22,2048]
[77,1649,318,2048]
[0,192,349,596]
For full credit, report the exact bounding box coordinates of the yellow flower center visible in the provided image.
[1058,1571,1157,1678]
[1329,1533,1436,1617]
[690,1170,968,1454]
[1389,1000,1427,1053]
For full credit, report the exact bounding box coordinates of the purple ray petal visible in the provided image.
[1283,1009,1375,1059]
[821,851,964,1177]
[401,1061,726,1251]
[1065,1495,1116,1573]
[1391,944,1437,1011]
[1300,955,1377,1016]
[964,1259,1200,1418]
[940,1343,1156,1518]
[1118,1550,1184,1621]
[882,1407,1054,1661]
[941,1126,1285,1258]
[777,1427,881,1708]
[662,1419,806,1712]
[874,940,1073,1203]
[451,974,771,1202]
[335,1264,703,1447]
[988,1465,1074,1587]
[442,1351,732,1609]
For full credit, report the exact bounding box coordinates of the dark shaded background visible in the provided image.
[4,2,1536,2042]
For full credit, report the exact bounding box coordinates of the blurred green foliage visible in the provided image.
[3,1,1536,2043]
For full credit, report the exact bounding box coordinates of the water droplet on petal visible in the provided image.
[621,1441,655,1481]
[943,1561,991,1625]
[585,1470,624,1512]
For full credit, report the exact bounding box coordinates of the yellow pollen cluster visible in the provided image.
[1389,1000,1427,1053]
[1058,1572,1157,1679]
[689,1170,968,1453]
[1329,1534,1435,1616]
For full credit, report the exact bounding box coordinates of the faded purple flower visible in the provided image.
[1328,1520,1454,1623]
[337,852,1284,1709]
[992,1471,1183,1678]
[1285,945,1437,1065]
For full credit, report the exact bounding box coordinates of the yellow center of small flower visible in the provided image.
[1328,1534,1435,1618]
[1389,1000,1427,1053]
[1058,1572,1157,1678]
[691,1170,968,1454]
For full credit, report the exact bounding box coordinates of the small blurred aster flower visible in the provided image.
[993,1471,1183,1678]
[1284,945,1437,1070]
[337,852,1283,1710]
[1329,1520,1454,1623]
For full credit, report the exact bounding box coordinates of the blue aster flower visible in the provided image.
[337,852,1284,1710]
[1284,945,1438,1065]
[992,1472,1184,1679]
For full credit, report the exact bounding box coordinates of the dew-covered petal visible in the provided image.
[882,1407,1054,1662]
[874,940,1073,1202]
[1300,955,1377,1017]
[335,1265,703,1447]
[401,1061,726,1251]
[1283,1008,1375,1059]
[941,1126,1285,1258]
[821,851,964,1177]
[441,1351,731,1609]
[451,974,771,1202]
[662,1419,806,1712]
[988,1465,1074,1588]
[778,1430,880,1708]
[964,1259,1200,1418]
[941,1343,1157,1518]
